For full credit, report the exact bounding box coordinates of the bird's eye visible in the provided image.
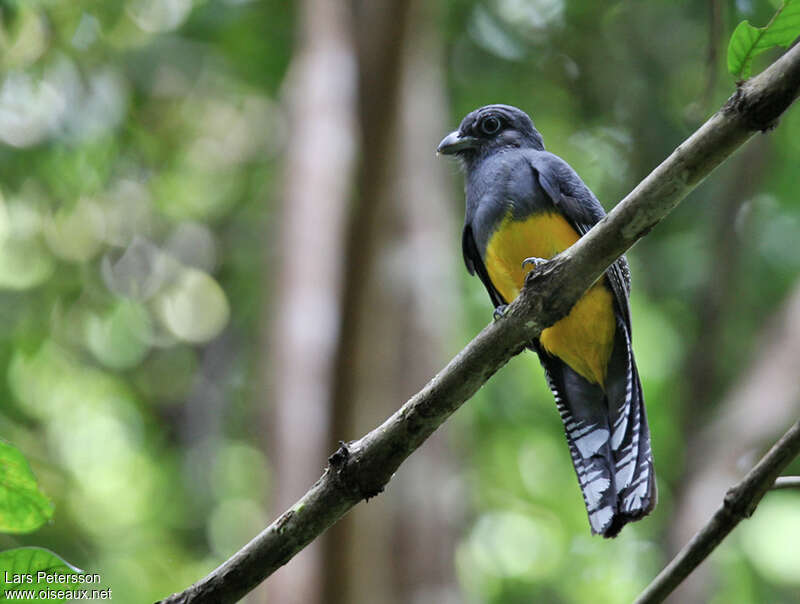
[480,116,501,135]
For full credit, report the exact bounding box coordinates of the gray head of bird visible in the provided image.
[437,104,545,166]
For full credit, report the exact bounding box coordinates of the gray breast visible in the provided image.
[466,150,553,256]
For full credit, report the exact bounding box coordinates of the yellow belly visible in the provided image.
[484,210,615,386]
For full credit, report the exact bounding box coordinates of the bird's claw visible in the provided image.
[522,256,547,271]
[492,304,509,321]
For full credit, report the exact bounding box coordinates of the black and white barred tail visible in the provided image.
[539,315,656,537]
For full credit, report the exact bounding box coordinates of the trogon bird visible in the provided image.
[438,104,656,537]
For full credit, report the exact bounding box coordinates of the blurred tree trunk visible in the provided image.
[680,139,769,426]
[325,2,463,603]
[388,14,464,600]
[260,1,357,603]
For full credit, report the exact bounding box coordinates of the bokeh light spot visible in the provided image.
[155,267,229,343]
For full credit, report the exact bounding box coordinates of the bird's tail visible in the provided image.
[541,318,656,537]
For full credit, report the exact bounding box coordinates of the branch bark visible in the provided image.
[634,419,800,604]
[156,43,800,604]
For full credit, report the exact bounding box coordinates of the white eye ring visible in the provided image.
[481,116,501,135]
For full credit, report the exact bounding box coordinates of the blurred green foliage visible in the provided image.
[0,1,280,601]
[0,1,799,603]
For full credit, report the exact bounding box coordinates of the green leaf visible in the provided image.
[728,0,800,79]
[0,441,54,534]
[0,547,84,602]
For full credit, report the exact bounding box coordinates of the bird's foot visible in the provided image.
[522,256,547,271]
[492,304,509,321]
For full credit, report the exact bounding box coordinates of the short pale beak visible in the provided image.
[437,130,478,155]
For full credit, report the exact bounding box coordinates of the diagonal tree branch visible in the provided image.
[634,419,800,604]
[156,43,800,604]
[668,274,800,601]
[772,476,800,490]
